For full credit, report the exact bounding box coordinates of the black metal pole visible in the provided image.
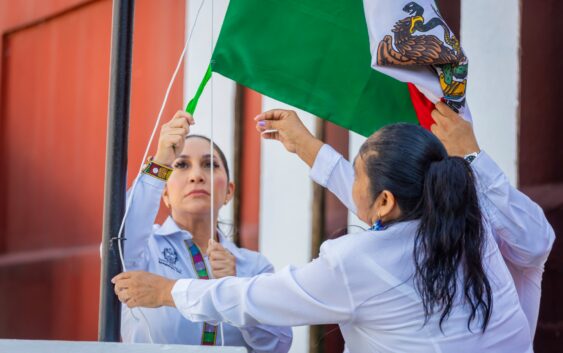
[99,0,135,342]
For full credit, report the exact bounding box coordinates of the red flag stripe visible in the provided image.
[407,83,436,130]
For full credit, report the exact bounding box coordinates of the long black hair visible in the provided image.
[359,123,492,332]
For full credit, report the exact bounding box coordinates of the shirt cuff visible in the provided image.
[138,172,167,190]
[470,151,504,194]
[171,279,194,314]
[310,144,343,187]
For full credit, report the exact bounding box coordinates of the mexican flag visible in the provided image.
[207,0,468,137]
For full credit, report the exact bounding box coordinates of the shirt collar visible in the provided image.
[154,216,191,240]
[154,217,243,258]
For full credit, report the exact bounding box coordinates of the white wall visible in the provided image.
[184,0,236,224]
[259,97,315,353]
[460,0,521,184]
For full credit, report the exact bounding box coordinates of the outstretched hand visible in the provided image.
[255,109,313,153]
[430,102,480,157]
[255,109,323,167]
[112,271,176,308]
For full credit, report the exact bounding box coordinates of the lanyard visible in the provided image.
[184,239,217,345]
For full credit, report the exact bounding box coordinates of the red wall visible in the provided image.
[519,1,563,350]
[237,88,262,251]
[0,0,185,340]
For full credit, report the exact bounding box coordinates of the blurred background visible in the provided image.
[0,0,561,352]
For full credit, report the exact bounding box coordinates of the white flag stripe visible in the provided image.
[363,0,472,120]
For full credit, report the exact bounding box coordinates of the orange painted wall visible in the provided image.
[238,88,262,251]
[0,0,185,340]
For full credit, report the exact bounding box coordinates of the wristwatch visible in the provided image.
[143,157,173,181]
[463,151,480,164]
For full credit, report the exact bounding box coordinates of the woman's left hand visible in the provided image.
[207,239,237,279]
[430,102,480,157]
[112,271,177,308]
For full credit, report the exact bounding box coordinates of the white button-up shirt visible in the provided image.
[170,145,554,353]
[309,144,555,338]
[121,173,292,353]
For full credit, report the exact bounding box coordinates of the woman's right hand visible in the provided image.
[255,109,323,166]
[153,111,195,166]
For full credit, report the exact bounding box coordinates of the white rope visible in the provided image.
[117,0,206,270]
[210,0,215,249]
[114,0,207,344]
[203,1,215,251]
[209,0,225,346]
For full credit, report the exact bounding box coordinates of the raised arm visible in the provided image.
[430,102,555,268]
[122,174,165,270]
[123,111,194,270]
[310,144,357,213]
[471,152,555,268]
[469,150,555,336]
[255,110,357,212]
[430,102,555,335]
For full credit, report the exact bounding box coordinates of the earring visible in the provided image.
[370,213,385,231]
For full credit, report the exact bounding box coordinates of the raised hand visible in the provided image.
[255,109,323,167]
[154,111,195,166]
[430,102,480,157]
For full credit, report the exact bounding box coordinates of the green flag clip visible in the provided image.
[185,64,213,115]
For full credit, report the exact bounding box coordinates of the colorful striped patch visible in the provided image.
[185,240,216,345]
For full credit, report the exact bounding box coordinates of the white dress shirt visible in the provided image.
[169,145,540,353]
[121,173,292,353]
[309,144,555,337]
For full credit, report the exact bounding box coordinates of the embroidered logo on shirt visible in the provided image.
[159,247,182,274]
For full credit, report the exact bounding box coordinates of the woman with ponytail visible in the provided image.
[113,106,544,352]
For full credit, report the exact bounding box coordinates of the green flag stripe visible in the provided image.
[212,0,418,137]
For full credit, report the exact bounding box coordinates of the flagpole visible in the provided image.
[99,0,135,342]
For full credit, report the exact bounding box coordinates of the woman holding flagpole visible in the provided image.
[113,105,552,352]
[116,110,292,352]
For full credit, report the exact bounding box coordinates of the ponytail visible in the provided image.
[360,124,493,332]
[414,156,492,332]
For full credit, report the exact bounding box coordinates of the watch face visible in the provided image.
[465,155,477,163]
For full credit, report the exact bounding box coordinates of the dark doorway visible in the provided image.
[519,1,563,351]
